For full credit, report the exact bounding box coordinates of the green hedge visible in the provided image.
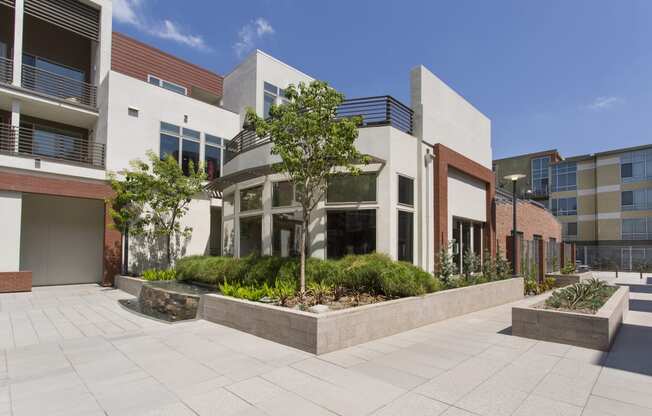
[175,253,442,298]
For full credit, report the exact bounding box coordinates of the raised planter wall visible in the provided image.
[201,277,524,354]
[545,271,594,287]
[512,285,629,350]
[115,275,146,297]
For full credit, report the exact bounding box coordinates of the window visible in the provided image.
[398,211,413,262]
[621,149,652,183]
[551,162,577,192]
[22,53,85,100]
[223,193,235,217]
[22,123,83,161]
[531,156,550,195]
[0,41,7,58]
[327,174,377,203]
[262,81,289,118]
[239,216,262,256]
[240,186,263,212]
[398,175,414,206]
[622,189,652,211]
[272,181,294,207]
[127,107,139,117]
[622,218,652,240]
[273,212,303,257]
[205,134,222,181]
[326,210,376,259]
[159,121,180,162]
[181,128,200,175]
[551,197,577,216]
[148,75,187,95]
[563,222,577,237]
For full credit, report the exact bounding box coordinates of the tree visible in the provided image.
[108,151,206,268]
[246,80,365,295]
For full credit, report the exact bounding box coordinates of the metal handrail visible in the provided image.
[0,57,12,84]
[0,123,105,168]
[21,63,97,107]
[224,95,414,163]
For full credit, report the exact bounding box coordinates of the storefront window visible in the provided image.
[272,212,303,257]
[240,186,263,212]
[272,181,294,207]
[397,210,413,262]
[239,216,262,256]
[327,174,377,203]
[326,210,376,259]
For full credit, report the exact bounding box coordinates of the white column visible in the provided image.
[480,226,484,264]
[469,223,475,256]
[0,191,22,272]
[261,178,273,256]
[11,100,20,152]
[12,0,24,86]
[458,221,463,273]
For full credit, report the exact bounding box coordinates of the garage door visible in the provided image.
[20,193,104,286]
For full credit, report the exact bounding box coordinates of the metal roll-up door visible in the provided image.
[24,0,100,41]
[0,0,15,8]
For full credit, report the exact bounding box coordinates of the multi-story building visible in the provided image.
[495,144,652,270]
[1,0,498,288]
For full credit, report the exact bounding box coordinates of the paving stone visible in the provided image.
[512,394,582,416]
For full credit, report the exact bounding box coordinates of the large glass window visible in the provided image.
[397,210,413,262]
[622,189,652,211]
[621,149,652,183]
[181,139,200,175]
[327,174,377,203]
[398,175,414,206]
[622,217,652,240]
[551,197,577,216]
[551,162,577,192]
[239,216,262,256]
[326,210,376,259]
[531,156,550,195]
[273,212,303,257]
[564,222,578,237]
[262,81,289,118]
[160,133,179,162]
[240,186,263,212]
[148,75,187,95]
[223,193,235,217]
[272,181,294,207]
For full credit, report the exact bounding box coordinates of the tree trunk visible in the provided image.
[299,216,308,297]
[166,233,172,268]
[123,226,130,275]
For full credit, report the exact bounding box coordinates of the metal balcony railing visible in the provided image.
[21,63,97,107]
[0,123,105,168]
[0,57,12,84]
[224,95,414,164]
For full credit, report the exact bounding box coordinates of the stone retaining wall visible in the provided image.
[545,271,593,287]
[201,277,525,354]
[115,275,145,297]
[512,285,629,350]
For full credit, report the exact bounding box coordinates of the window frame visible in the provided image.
[147,74,187,96]
[551,197,577,216]
[551,162,577,192]
[239,185,264,213]
[397,209,414,263]
[397,174,415,207]
[326,173,378,204]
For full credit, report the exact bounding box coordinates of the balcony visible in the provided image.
[225,95,414,163]
[21,61,97,108]
[0,57,11,84]
[0,122,105,168]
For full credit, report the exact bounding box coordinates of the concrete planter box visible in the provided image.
[0,271,32,293]
[115,275,146,297]
[545,271,593,287]
[512,285,629,351]
[201,277,524,354]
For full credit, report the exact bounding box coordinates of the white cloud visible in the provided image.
[234,18,275,57]
[112,0,209,51]
[586,96,624,111]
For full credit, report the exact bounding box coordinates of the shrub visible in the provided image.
[307,280,333,305]
[379,261,443,297]
[482,249,498,281]
[462,250,480,280]
[243,256,289,286]
[218,280,268,301]
[545,278,615,312]
[142,268,176,281]
[495,250,512,279]
[524,276,556,295]
[176,256,238,284]
[337,253,394,294]
[436,243,456,284]
[561,261,576,275]
[277,257,340,285]
[269,279,296,306]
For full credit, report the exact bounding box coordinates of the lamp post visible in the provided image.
[504,174,526,276]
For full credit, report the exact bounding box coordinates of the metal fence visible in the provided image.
[577,245,652,271]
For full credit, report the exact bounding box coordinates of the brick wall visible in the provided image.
[0,272,32,293]
[496,199,562,254]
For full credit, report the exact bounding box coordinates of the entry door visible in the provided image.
[20,194,104,286]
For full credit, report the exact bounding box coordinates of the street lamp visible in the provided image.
[504,174,526,276]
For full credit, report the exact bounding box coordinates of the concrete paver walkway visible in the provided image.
[0,273,651,416]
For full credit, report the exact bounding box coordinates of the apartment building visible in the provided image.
[209,56,496,274]
[0,0,498,288]
[494,144,652,270]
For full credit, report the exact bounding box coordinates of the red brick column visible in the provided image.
[506,235,521,275]
[570,242,577,266]
[103,202,122,286]
[0,272,32,293]
[560,242,566,268]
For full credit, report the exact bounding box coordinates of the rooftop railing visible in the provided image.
[0,57,12,85]
[225,95,414,163]
[0,123,105,168]
[21,63,97,108]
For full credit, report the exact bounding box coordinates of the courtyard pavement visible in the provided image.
[0,272,651,416]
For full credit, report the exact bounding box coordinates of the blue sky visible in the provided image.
[113,0,652,159]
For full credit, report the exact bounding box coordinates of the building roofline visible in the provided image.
[224,49,315,82]
[493,148,560,163]
[551,143,652,164]
[112,31,223,80]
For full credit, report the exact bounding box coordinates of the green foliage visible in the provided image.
[108,152,206,265]
[462,250,480,280]
[545,278,616,312]
[436,243,457,284]
[634,260,650,279]
[561,261,576,275]
[307,280,333,305]
[245,80,367,294]
[481,249,498,281]
[378,262,443,298]
[495,249,512,279]
[268,279,296,306]
[277,257,341,285]
[337,253,394,294]
[524,276,556,295]
[219,280,269,302]
[142,268,177,281]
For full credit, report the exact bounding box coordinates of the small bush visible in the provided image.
[142,268,176,281]
[378,261,442,297]
[545,278,615,312]
[277,257,340,285]
[307,280,333,305]
[219,280,268,301]
[561,261,576,275]
[337,253,394,294]
[269,279,296,306]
